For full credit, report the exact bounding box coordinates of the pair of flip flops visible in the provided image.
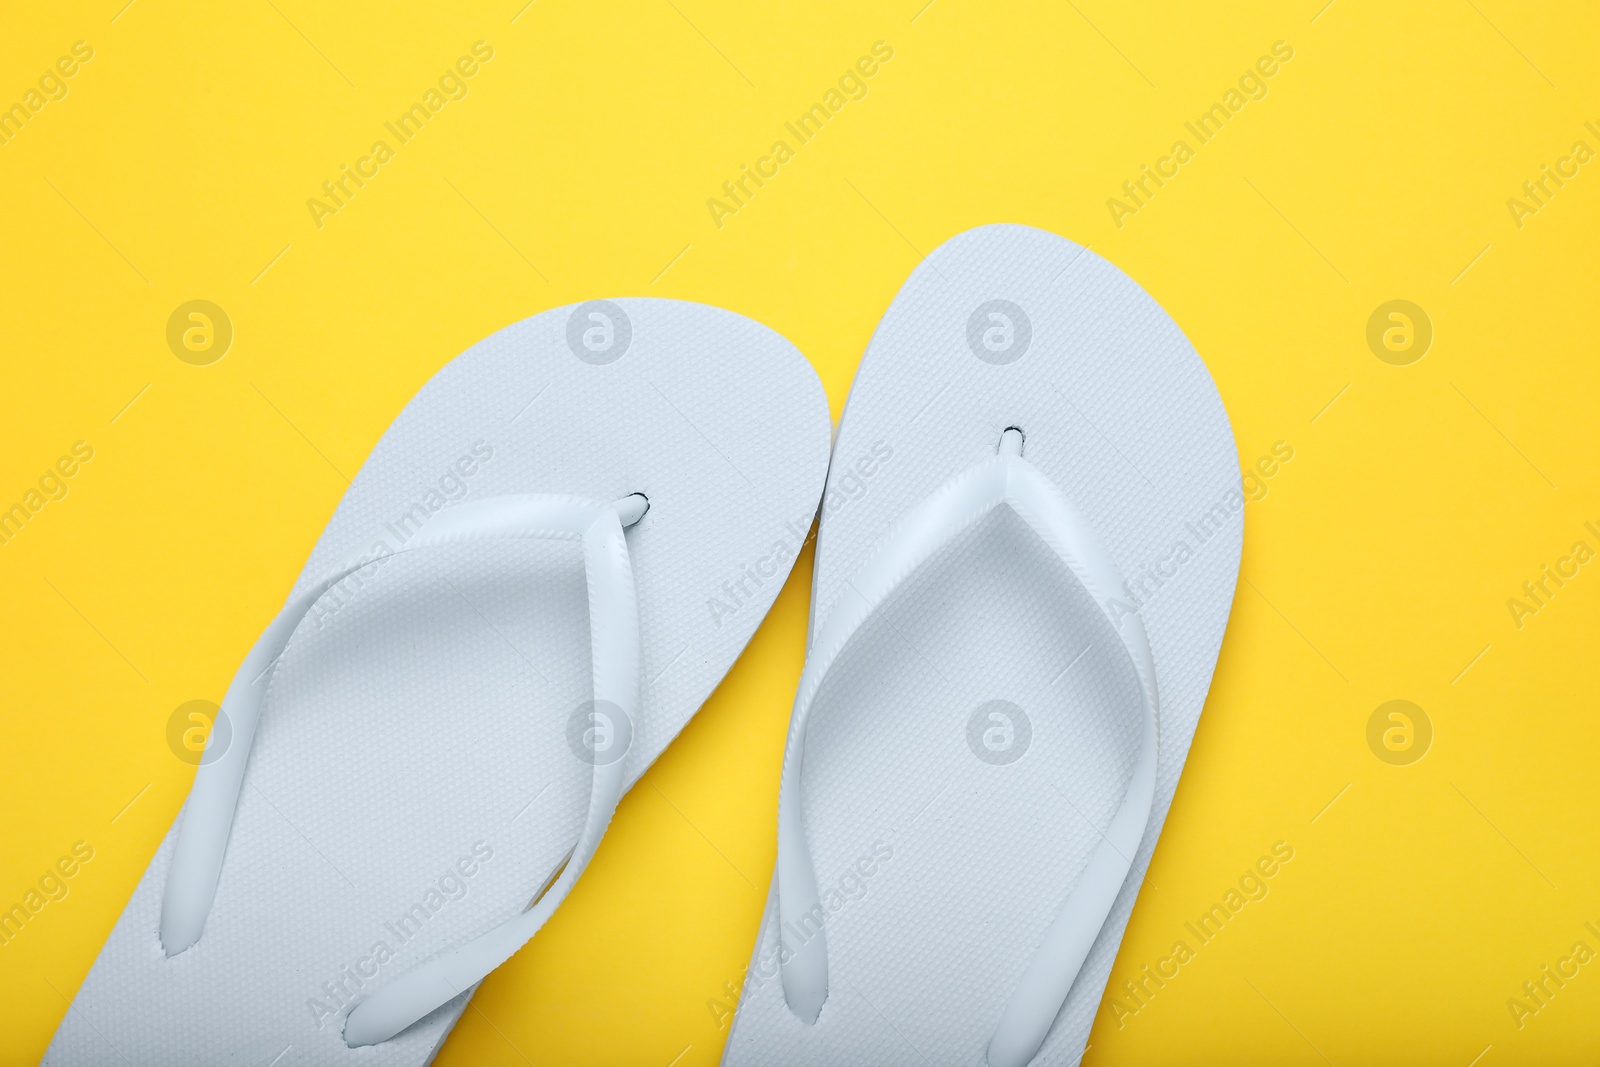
[48,224,1241,1066]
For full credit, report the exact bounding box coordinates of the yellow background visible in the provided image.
[2,1,1597,1063]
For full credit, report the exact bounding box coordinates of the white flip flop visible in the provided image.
[46,299,831,1065]
[722,225,1243,1066]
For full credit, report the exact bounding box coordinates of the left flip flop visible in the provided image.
[46,299,832,1065]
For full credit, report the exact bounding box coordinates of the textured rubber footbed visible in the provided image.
[47,299,832,1066]
[723,225,1243,1066]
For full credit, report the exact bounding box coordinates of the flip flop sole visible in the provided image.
[48,299,832,1066]
[725,225,1242,1065]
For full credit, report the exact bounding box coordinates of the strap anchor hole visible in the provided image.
[616,493,650,527]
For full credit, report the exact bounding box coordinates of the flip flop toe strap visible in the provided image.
[157,492,647,1047]
[776,429,1158,1067]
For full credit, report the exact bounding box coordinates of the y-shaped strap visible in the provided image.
[157,492,647,1048]
[776,430,1158,1067]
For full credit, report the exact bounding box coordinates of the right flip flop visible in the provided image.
[724,224,1244,1066]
